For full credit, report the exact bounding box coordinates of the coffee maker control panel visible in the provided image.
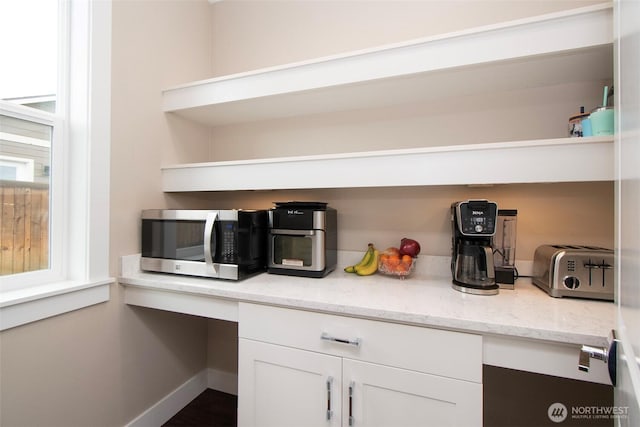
[455,201,497,236]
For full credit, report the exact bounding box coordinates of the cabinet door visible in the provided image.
[615,0,640,418]
[343,359,482,427]
[238,338,342,427]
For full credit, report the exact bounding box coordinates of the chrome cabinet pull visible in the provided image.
[321,332,361,347]
[326,376,333,420]
[348,381,355,426]
[579,345,607,371]
[578,330,618,386]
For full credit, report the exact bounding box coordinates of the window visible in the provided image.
[0,156,36,182]
[1,111,55,277]
[1,0,58,277]
[0,0,112,330]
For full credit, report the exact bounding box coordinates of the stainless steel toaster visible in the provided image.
[532,245,614,301]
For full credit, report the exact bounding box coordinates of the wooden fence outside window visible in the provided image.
[0,180,49,276]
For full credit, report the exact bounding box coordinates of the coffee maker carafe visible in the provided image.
[451,200,499,295]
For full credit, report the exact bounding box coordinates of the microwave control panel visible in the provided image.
[217,220,237,262]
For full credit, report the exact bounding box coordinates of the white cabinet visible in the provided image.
[345,359,481,427]
[239,339,342,427]
[238,303,482,427]
[160,4,614,192]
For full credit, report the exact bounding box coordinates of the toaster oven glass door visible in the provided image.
[142,219,206,262]
[272,234,313,267]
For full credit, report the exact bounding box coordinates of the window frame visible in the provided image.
[0,0,112,331]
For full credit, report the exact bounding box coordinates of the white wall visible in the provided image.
[209,0,604,77]
[0,1,213,426]
[171,182,614,259]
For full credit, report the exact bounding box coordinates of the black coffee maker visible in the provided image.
[451,200,499,295]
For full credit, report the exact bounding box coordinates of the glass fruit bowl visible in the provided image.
[378,255,416,279]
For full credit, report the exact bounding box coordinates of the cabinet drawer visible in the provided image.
[239,303,482,382]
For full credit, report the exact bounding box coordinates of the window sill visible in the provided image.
[0,278,113,331]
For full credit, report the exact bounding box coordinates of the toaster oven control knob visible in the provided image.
[563,276,580,289]
[475,225,483,233]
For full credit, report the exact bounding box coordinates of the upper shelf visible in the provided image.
[162,136,614,191]
[162,3,613,127]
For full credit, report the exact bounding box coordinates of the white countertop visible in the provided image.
[119,253,614,348]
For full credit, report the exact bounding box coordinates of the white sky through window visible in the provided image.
[0,0,58,100]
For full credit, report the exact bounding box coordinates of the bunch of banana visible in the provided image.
[344,243,379,276]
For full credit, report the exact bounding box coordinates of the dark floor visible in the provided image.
[162,388,237,427]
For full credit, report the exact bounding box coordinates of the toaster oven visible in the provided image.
[268,201,337,278]
[532,245,614,301]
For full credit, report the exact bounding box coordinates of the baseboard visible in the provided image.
[207,368,238,396]
[125,370,208,427]
[124,368,238,427]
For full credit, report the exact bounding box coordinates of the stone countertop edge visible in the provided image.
[118,253,614,348]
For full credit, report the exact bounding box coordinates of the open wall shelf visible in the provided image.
[162,136,613,192]
[162,4,613,126]
[160,3,614,192]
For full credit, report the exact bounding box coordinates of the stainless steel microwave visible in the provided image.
[140,209,268,280]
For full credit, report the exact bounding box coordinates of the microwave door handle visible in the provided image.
[204,212,218,265]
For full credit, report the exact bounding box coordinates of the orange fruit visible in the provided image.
[383,247,401,257]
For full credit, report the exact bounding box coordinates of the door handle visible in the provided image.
[321,332,361,347]
[348,381,355,426]
[578,329,618,386]
[204,211,218,265]
[326,376,333,420]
